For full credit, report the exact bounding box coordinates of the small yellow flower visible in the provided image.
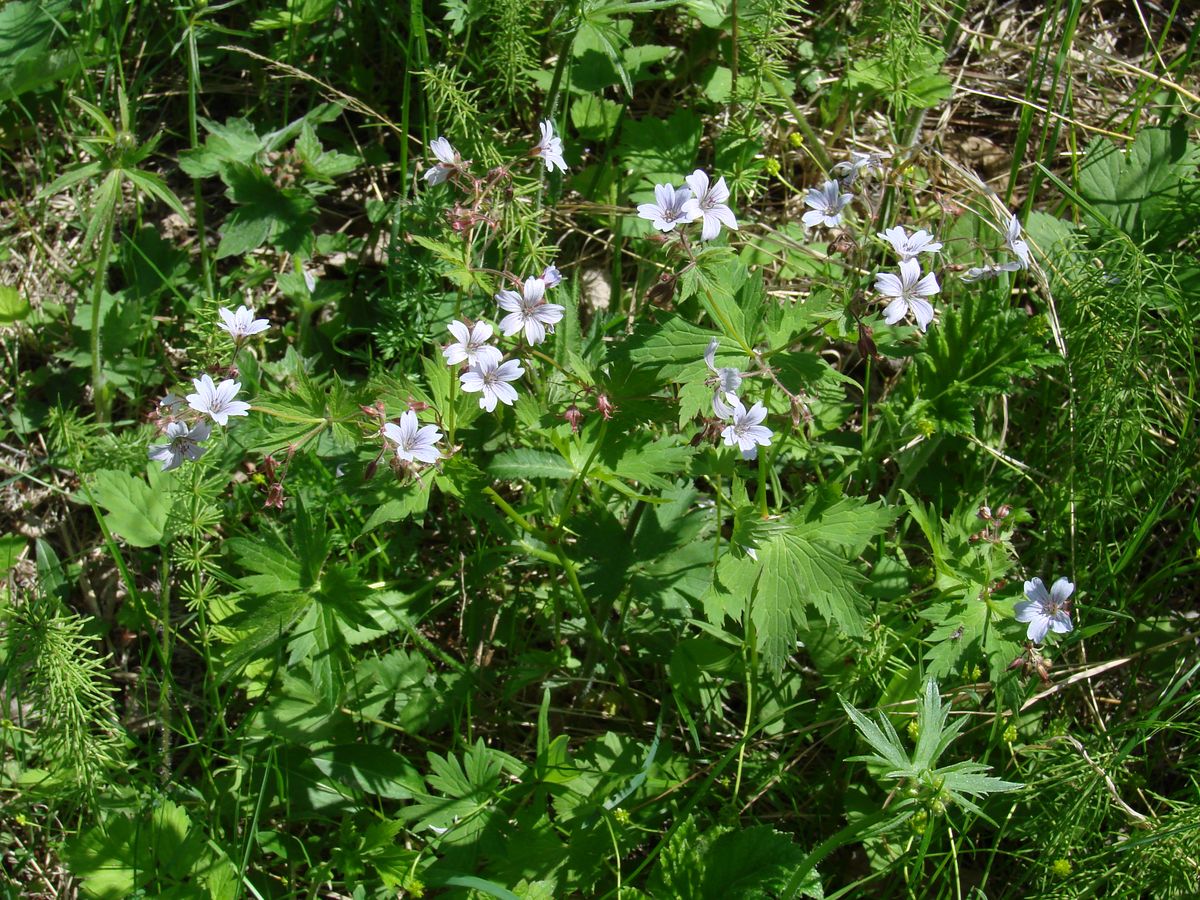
[764,158,781,176]
[1052,858,1072,877]
[788,133,803,148]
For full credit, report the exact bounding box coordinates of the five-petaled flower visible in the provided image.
[186,374,252,426]
[383,410,443,465]
[1015,577,1075,643]
[876,259,941,332]
[460,356,524,412]
[802,180,854,229]
[534,120,568,174]
[443,320,503,368]
[878,226,943,261]
[424,137,460,185]
[683,169,738,241]
[638,183,700,232]
[496,276,565,345]
[1005,214,1031,269]
[217,305,270,341]
[148,420,211,471]
[704,338,744,396]
[718,393,773,460]
[832,150,890,185]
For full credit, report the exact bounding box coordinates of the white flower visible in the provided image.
[496,277,565,345]
[704,337,744,395]
[443,320,503,368]
[683,169,739,241]
[1006,214,1031,269]
[802,180,854,229]
[303,267,318,293]
[720,394,773,460]
[876,259,940,332]
[535,120,568,174]
[383,410,443,465]
[460,356,524,412]
[637,183,700,232]
[1015,577,1075,643]
[878,226,943,261]
[961,261,1024,283]
[832,150,890,185]
[542,265,563,287]
[424,136,460,185]
[148,420,211,471]
[217,305,270,340]
[186,374,251,426]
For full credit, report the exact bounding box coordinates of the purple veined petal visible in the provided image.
[1027,614,1051,643]
[535,303,565,325]
[704,338,719,372]
[721,423,739,447]
[382,421,405,446]
[746,424,773,446]
[743,402,768,426]
[712,390,734,419]
[698,213,720,241]
[1024,577,1051,606]
[475,344,504,368]
[637,202,661,222]
[1050,577,1075,604]
[875,272,904,297]
[447,320,471,344]
[1049,610,1074,634]
[914,271,941,298]
[910,297,935,331]
[491,380,519,406]
[898,258,921,290]
[739,444,759,460]
[498,312,524,337]
[882,297,909,326]
[523,277,546,304]
[496,290,523,312]
[685,169,709,198]
[1013,598,1038,623]
[523,316,546,345]
[801,209,825,229]
[709,176,731,205]
[459,369,485,392]
[654,184,672,210]
[478,388,499,412]
[712,205,738,230]
[495,359,525,381]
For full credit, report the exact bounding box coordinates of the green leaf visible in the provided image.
[619,109,701,182]
[310,744,424,799]
[490,449,577,481]
[0,285,30,323]
[648,816,817,899]
[90,469,169,547]
[1078,123,1200,248]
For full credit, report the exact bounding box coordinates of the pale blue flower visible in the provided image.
[1015,577,1074,643]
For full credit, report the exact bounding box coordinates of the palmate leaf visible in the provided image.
[648,816,819,899]
[748,495,893,672]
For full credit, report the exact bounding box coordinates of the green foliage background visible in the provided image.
[0,0,1198,897]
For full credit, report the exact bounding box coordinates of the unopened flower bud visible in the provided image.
[788,133,803,148]
[764,158,781,176]
[563,404,584,433]
[857,322,878,360]
[978,505,993,520]
[996,503,1012,519]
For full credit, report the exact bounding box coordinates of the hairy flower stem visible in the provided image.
[90,212,116,422]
